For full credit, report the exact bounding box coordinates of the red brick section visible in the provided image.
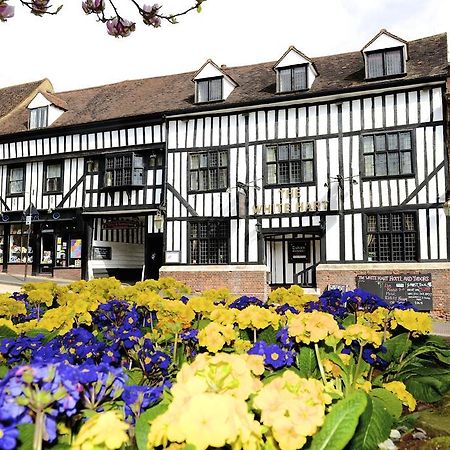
[317,268,450,321]
[5,265,81,281]
[160,269,270,300]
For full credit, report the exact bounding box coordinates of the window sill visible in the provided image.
[361,174,414,181]
[5,193,25,198]
[43,191,63,196]
[264,181,315,188]
[188,188,228,194]
[101,185,145,191]
[364,72,407,82]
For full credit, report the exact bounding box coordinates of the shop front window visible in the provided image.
[55,236,82,268]
[9,224,32,263]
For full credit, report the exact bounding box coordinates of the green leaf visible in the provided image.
[17,423,35,450]
[342,315,356,327]
[297,346,318,378]
[350,396,393,450]
[307,390,368,450]
[197,319,211,330]
[135,402,169,450]
[0,364,9,378]
[370,388,403,420]
[405,374,450,403]
[0,325,17,338]
[258,326,278,345]
[124,368,145,386]
[384,333,411,363]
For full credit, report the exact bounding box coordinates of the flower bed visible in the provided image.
[0,278,449,450]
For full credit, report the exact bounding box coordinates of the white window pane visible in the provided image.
[279,68,291,92]
[363,136,374,154]
[197,81,208,102]
[292,66,307,90]
[209,79,222,101]
[367,52,383,78]
[11,168,23,181]
[266,147,277,162]
[385,49,402,75]
[47,164,61,178]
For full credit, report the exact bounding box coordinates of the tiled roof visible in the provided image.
[0,79,49,119]
[0,33,447,137]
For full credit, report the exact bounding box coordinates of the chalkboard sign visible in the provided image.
[356,273,432,311]
[93,246,112,260]
[288,240,310,263]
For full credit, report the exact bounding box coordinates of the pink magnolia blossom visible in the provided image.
[0,1,14,21]
[106,16,135,37]
[81,0,105,14]
[30,0,50,16]
[142,3,161,27]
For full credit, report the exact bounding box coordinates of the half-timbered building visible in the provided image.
[0,30,449,314]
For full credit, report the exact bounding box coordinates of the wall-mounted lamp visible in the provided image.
[154,209,164,231]
[324,174,359,189]
[443,200,450,218]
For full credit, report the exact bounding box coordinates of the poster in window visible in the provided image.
[70,239,82,259]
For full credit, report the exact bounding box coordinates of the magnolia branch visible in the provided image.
[0,0,207,36]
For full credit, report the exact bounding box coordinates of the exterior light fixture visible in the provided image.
[154,210,164,231]
[443,200,450,218]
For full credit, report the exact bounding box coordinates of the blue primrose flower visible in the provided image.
[122,385,163,421]
[342,289,388,313]
[0,335,45,364]
[304,289,347,318]
[389,301,417,311]
[276,327,295,350]
[275,303,299,315]
[248,341,294,369]
[0,423,19,450]
[229,295,265,310]
[180,329,199,343]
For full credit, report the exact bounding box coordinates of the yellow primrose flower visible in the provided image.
[358,307,390,331]
[392,309,432,335]
[235,305,279,330]
[187,296,215,315]
[343,324,383,347]
[210,306,237,326]
[268,285,318,309]
[71,410,129,450]
[253,371,331,450]
[356,380,372,393]
[234,339,253,354]
[0,295,26,318]
[198,323,237,353]
[0,318,16,332]
[288,311,341,345]
[383,381,416,412]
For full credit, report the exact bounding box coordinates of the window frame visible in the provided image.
[188,149,229,193]
[264,140,316,187]
[43,161,64,194]
[276,64,309,93]
[188,220,230,265]
[360,130,415,180]
[6,165,25,197]
[28,106,49,130]
[102,152,146,189]
[195,77,224,103]
[364,212,418,262]
[365,47,405,80]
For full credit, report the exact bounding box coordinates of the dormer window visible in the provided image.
[366,48,404,79]
[278,65,307,93]
[29,106,48,129]
[196,77,223,103]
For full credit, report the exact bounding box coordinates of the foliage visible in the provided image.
[0,279,448,449]
[0,0,206,37]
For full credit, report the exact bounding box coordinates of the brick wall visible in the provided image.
[317,263,450,320]
[4,265,81,281]
[159,265,270,300]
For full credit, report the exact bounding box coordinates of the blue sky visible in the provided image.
[1,0,449,91]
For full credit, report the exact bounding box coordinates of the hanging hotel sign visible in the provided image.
[102,218,141,230]
[356,274,432,311]
[252,187,328,215]
[288,240,311,263]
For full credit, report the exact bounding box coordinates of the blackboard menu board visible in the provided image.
[356,273,432,311]
[93,246,112,260]
[288,240,310,263]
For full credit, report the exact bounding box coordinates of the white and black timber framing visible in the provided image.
[0,31,447,285]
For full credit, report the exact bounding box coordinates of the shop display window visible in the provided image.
[55,236,82,268]
[9,224,32,263]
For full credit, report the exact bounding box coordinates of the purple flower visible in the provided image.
[106,16,136,37]
[81,0,104,14]
[141,4,161,27]
[0,423,19,450]
[180,329,198,343]
[248,341,294,369]
[29,0,50,16]
[0,1,14,21]
[342,289,388,313]
[229,296,265,310]
[122,385,162,421]
[275,303,299,315]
